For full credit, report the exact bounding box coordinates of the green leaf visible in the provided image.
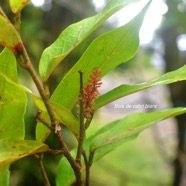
[0,49,27,140]
[0,166,9,186]
[58,107,182,182]
[56,107,185,185]
[95,65,186,109]
[0,139,49,166]
[0,15,22,52]
[89,108,186,156]
[0,71,33,94]
[39,0,141,81]
[51,1,150,110]
[9,0,30,13]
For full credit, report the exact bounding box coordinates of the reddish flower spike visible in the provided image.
[82,69,102,119]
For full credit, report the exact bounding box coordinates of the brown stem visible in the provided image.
[37,111,82,184]
[13,12,21,31]
[82,150,94,186]
[47,149,64,155]
[20,46,58,127]
[35,110,54,131]
[34,154,51,186]
[11,6,84,183]
[82,151,90,186]
[55,132,83,185]
[76,71,85,166]
[89,151,94,167]
[16,45,82,185]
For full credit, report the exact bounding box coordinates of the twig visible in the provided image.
[34,153,51,186]
[55,132,83,185]
[82,150,94,186]
[10,8,83,184]
[19,46,58,128]
[35,110,54,131]
[16,44,82,185]
[47,149,64,155]
[82,151,89,186]
[89,151,94,168]
[13,12,21,31]
[76,71,85,166]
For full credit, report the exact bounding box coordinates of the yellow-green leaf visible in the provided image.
[9,0,30,13]
[0,15,22,52]
[0,49,26,140]
[0,139,49,166]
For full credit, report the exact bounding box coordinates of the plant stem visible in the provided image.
[17,44,82,185]
[35,110,54,131]
[82,151,90,186]
[83,151,94,186]
[35,153,51,186]
[55,132,83,185]
[76,71,85,166]
[14,12,21,31]
[20,46,58,128]
[12,9,83,184]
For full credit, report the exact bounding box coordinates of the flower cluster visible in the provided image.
[82,69,102,119]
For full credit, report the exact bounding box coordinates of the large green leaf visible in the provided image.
[0,15,22,52]
[0,139,49,166]
[56,107,186,185]
[51,1,150,110]
[0,49,26,181]
[39,0,141,81]
[90,108,186,156]
[95,65,186,109]
[0,49,26,140]
[9,0,30,13]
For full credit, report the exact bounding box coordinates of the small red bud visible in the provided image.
[14,42,23,54]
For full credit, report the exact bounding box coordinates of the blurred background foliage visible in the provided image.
[1,0,186,185]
